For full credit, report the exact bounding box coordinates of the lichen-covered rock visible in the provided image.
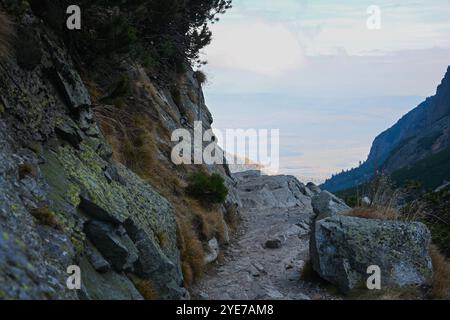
[0,14,187,300]
[311,215,433,293]
[39,142,186,299]
[311,191,350,221]
[0,121,76,300]
[78,258,143,300]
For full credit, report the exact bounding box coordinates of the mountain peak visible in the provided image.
[436,65,450,94]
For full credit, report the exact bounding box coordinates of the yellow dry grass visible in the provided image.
[30,207,63,231]
[429,245,450,299]
[346,207,400,221]
[177,217,205,287]
[131,276,160,300]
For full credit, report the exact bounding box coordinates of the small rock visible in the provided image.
[253,262,265,273]
[198,292,209,300]
[288,292,311,300]
[204,238,220,264]
[361,196,371,206]
[265,288,284,299]
[264,239,282,249]
[249,265,260,277]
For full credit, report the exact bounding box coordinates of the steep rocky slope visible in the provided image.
[322,67,450,192]
[0,9,239,299]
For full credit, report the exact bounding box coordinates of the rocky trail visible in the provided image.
[192,170,436,300]
[192,171,338,300]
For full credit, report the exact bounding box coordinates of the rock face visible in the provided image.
[0,11,219,300]
[311,215,433,293]
[234,171,314,212]
[0,122,77,299]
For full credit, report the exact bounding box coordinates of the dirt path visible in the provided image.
[192,206,337,300]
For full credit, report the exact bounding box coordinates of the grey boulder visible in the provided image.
[311,215,433,293]
[312,191,350,220]
[234,172,313,212]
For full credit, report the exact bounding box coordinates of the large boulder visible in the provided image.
[311,215,433,293]
[312,191,350,220]
[234,172,313,212]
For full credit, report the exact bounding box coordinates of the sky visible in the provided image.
[201,0,450,183]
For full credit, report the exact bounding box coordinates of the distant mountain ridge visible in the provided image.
[322,66,450,192]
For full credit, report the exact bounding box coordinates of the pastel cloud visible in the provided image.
[206,20,305,76]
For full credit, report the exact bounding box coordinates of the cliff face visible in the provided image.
[322,67,450,192]
[0,11,239,299]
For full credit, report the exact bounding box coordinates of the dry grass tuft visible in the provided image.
[189,199,225,241]
[346,207,400,221]
[224,205,241,231]
[300,259,318,282]
[131,277,160,300]
[194,70,207,85]
[156,231,169,250]
[30,207,63,231]
[0,11,15,60]
[348,287,423,300]
[177,218,205,287]
[429,245,450,299]
[85,80,103,103]
[18,162,36,180]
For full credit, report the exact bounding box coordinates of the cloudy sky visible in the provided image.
[201,0,450,183]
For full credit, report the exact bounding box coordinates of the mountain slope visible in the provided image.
[0,5,239,299]
[322,67,450,192]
